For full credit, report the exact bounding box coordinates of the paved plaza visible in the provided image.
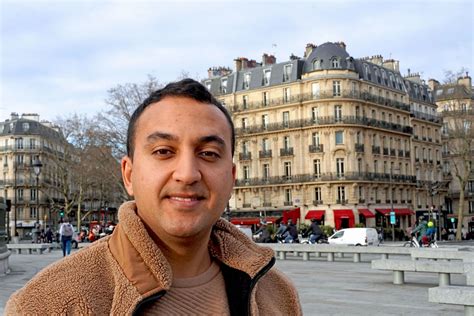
[0,245,469,315]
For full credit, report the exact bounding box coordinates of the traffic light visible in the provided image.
[60,210,64,217]
[6,199,11,212]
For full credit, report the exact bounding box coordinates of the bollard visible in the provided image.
[327,253,334,262]
[353,253,361,263]
[279,251,286,260]
[438,273,450,286]
[393,271,404,285]
[303,252,309,261]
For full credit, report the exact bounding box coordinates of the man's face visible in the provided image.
[122,96,236,240]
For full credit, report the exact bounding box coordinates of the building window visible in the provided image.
[15,138,24,149]
[364,64,371,80]
[283,136,291,149]
[335,131,344,145]
[313,159,321,177]
[283,64,292,82]
[314,187,322,202]
[312,132,320,146]
[336,158,344,177]
[312,106,319,122]
[283,111,290,127]
[331,58,340,68]
[374,160,378,173]
[243,73,251,89]
[334,105,342,121]
[312,82,320,98]
[356,131,362,144]
[262,138,270,151]
[242,141,249,154]
[16,155,24,166]
[337,186,346,201]
[241,117,248,129]
[285,189,292,204]
[375,68,381,84]
[205,81,211,90]
[243,166,250,180]
[284,162,292,178]
[30,207,37,219]
[221,78,228,94]
[30,188,37,200]
[333,81,341,96]
[357,158,362,173]
[283,87,291,103]
[313,59,322,70]
[263,163,270,180]
[22,122,30,131]
[29,138,36,150]
[262,114,269,129]
[263,91,269,106]
[263,69,271,86]
[17,188,24,201]
[242,95,248,109]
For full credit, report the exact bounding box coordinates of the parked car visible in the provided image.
[328,228,379,246]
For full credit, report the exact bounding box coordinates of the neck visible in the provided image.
[146,226,213,279]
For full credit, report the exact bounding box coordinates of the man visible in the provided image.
[255,221,272,243]
[6,79,301,315]
[306,218,323,244]
[412,216,428,243]
[283,219,299,243]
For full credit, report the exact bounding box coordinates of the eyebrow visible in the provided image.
[145,131,227,149]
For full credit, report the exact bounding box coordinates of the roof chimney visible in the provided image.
[304,43,316,58]
[262,53,276,66]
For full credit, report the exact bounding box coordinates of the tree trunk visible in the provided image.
[456,187,465,241]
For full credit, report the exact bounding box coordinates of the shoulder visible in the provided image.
[5,241,115,314]
[252,268,302,314]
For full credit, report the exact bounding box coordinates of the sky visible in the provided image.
[1,0,473,122]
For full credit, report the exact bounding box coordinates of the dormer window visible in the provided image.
[313,59,323,70]
[220,78,227,94]
[364,64,371,80]
[22,122,30,131]
[375,68,381,84]
[283,64,292,82]
[331,57,340,68]
[263,69,271,86]
[205,81,211,90]
[243,73,251,90]
[382,70,388,85]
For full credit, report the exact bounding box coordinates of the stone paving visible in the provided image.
[0,245,469,315]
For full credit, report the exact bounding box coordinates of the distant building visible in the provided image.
[206,42,445,234]
[0,113,64,238]
[430,75,474,234]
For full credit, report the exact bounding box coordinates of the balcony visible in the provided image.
[405,151,410,158]
[401,200,406,203]
[410,110,442,124]
[407,200,412,204]
[259,150,272,158]
[262,202,272,207]
[283,201,293,206]
[398,150,404,157]
[372,146,381,155]
[383,148,389,155]
[358,198,365,203]
[242,203,251,208]
[280,147,294,157]
[234,115,413,136]
[313,200,323,205]
[390,149,396,156]
[337,199,348,205]
[309,144,324,153]
[376,199,381,203]
[415,157,420,162]
[355,144,364,153]
[238,152,252,161]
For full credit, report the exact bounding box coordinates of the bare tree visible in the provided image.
[443,67,470,84]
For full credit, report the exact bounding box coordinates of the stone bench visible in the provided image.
[372,258,464,286]
[7,243,51,254]
[410,248,474,262]
[428,262,474,316]
[265,244,412,263]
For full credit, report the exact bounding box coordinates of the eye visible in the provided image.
[199,151,220,161]
[153,148,174,157]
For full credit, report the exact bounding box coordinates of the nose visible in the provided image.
[171,151,202,184]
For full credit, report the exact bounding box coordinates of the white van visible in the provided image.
[328,228,379,246]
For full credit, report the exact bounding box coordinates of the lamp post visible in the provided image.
[33,158,42,223]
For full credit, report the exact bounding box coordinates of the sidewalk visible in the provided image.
[0,246,469,315]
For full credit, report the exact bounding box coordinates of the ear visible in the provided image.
[231,163,236,183]
[121,156,134,197]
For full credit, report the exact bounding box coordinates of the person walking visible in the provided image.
[59,218,74,257]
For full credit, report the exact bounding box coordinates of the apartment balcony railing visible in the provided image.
[407,199,412,204]
[235,115,413,136]
[383,148,389,155]
[376,199,381,203]
[262,202,272,207]
[283,201,293,206]
[309,144,324,153]
[242,203,251,208]
[410,110,443,124]
[280,147,294,157]
[227,89,411,114]
[238,152,252,161]
[355,144,364,152]
[336,199,348,205]
[259,150,272,158]
[398,150,404,157]
[372,146,381,155]
[313,200,323,205]
[405,151,410,158]
[390,149,396,156]
[234,172,416,187]
[358,198,365,203]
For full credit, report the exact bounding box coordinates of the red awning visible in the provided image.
[333,209,354,218]
[358,209,375,218]
[375,209,414,216]
[282,208,301,224]
[230,218,260,225]
[264,216,281,223]
[305,210,325,220]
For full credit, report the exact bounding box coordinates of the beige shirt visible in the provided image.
[144,261,230,315]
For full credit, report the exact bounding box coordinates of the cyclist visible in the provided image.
[305,218,323,243]
[422,221,436,245]
[411,216,427,244]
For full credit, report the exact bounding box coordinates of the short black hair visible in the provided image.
[126,78,235,159]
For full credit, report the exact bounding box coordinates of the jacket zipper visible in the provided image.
[246,257,275,315]
[131,290,166,316]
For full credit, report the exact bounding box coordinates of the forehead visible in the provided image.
[135,96,232,142]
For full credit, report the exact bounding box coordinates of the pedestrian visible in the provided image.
[45,225,53,243]
[6,79,301,315]
[59,218,74,257]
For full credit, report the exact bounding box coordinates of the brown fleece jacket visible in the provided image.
[5,201,301,315]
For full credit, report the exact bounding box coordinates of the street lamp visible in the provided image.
[33,158,42,223]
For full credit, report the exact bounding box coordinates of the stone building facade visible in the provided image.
[205,42,445,233]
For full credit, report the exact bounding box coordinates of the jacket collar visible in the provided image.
[109,201,275,296]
